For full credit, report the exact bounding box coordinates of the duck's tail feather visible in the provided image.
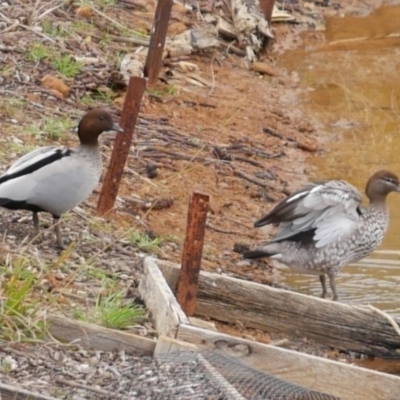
[242,242,281,260]
[242,249,272,259]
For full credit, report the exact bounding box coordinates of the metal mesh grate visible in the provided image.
[104,351,340,399]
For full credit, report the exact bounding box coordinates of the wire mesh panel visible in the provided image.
[103,351,340,399]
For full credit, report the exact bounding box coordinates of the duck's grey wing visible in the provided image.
[254,182,322,227]
[255,180,363,248]
[3,146,61,176]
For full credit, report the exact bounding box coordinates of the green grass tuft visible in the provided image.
[0,257,47,342]
[129,231,164,252]
[52,55,83,78]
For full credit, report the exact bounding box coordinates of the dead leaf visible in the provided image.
[41,75,70,98]
[46,273,59,290]
[48,89,65,100]
[75,5,92,18]
[251,62,277,76]
[26,93,41,104]
[168,22,187,36]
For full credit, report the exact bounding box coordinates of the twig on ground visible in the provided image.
[206,223,243,235]
[55,377,111,395]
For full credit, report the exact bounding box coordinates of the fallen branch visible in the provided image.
[55,378,110,395]
[233,169,277,190]
[206,223,244,235]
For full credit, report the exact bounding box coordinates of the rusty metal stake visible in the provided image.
[97,76,147,215]
[259,0,276,24]
[144,0,173,86]
[177,192,210,316]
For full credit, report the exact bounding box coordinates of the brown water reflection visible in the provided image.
[277,5,400,315]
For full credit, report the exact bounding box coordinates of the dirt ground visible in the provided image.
[0,0,394,398]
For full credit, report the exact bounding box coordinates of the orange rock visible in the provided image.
[41,75,70,98]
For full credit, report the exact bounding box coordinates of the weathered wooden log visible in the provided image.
[154,258,400,358]
[48,315,156,354]
[139,258,190,337]
[0,383,58,400]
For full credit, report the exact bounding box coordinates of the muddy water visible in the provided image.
[277,5,400,315]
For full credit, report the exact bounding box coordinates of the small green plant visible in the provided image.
[167,85,178,95]
[129,231,164,252]
[98,0,117,6]
[90,89,114,104]
[52,55,83,78]
[42,20,67,37]
[0,257,47,342]
[1,359,12,374]
[26,117,73,140]
[80,94,96,106]
[1,65,12,77]
[43,117,73,139]
[95,290,144,329]
[27,43,50,62]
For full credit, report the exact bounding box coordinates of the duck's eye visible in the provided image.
[99,116,105,121]
[383,177,396,184]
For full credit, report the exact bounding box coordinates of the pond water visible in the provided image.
[277,5,400,315]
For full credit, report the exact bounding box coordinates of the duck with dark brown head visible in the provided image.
[0,109,124,248]
[243,170,400,300]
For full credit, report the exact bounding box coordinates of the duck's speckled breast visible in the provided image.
[280,205,389,275]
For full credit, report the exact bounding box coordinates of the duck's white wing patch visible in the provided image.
[272,180,363,245]
[5,146,62,175]
[314,212,358,248]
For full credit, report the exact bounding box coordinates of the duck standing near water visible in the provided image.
[0,109,123,248]
[243,170,400,300]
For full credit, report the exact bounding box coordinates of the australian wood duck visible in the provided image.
[0,109,123,248]
[243,170,400,300]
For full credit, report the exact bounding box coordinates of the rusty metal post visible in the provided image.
[259,0,275,24]
[97,76,147,215]
[176,192,210,316]
[144,0,173,86]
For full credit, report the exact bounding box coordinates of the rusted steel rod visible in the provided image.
[97,76,147,215]
[177,192,210,316]
[144,0,173,86]
[259,0,276,24]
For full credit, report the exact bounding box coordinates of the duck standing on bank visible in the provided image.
[243,170,400,300]
[0,109,123,248]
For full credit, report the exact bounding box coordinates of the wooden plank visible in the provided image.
[154,335,199,355]
[139,257,190,337]
[48,315,155,354]
[177,192,209,315]
[155,259,400,358]
[189,316,217,331]
[0,383,58,400]
[178,324,400,400]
